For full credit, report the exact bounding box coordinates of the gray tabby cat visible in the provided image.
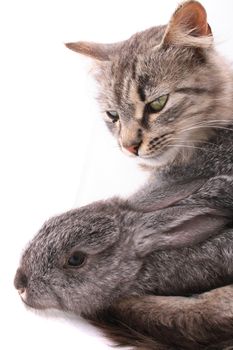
[66,1,233,175]
[14,1,233,349]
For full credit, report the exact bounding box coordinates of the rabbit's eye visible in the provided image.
[67,251,86,268]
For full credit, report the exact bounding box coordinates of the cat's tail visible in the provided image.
[89,309,173,350]
[86,285,233,350]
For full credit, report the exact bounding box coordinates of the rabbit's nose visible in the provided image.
[14,268,28,293]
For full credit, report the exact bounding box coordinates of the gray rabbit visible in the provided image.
[14,173,233,348]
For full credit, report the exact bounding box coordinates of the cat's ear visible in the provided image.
[162,0,213,48]
[134,207,231,257]
[65,41,116,61]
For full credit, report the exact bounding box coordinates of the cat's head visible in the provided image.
[66,1,233,167]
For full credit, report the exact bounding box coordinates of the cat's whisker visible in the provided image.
[178,119,233,132]
[178,123,211,133]
[178,126,211,133]
[180,117,232,123]
[205,125,233,132]
[177,117,232,127]
[179,125,233,133]
[202,120,233,126]
[167,144,207,151]
[169,137,216,146]
[179,116,231,124]
[181,116,233,123]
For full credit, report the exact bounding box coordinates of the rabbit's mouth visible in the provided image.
[20,295,36,309]
[18,289,29,305]
[14,267,64,311]
[18,290,45,310]
[20,291,60,311]
[16,282,67,312]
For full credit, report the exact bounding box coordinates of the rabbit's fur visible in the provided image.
[15,195,233,314]
[15,157,233,347]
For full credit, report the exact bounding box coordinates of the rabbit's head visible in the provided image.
[14,199,141,316]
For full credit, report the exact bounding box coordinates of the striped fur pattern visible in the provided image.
[95,31,233,168]
[66,1,233,168]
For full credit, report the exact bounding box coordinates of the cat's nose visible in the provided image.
[14,268,28,294]
[123,143,141,156]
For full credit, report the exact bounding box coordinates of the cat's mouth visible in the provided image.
[136,147,180,168]
[139,145,170,158]
[121,133,174,159]
[121,143,175,167]
[135,133,175,159]
[138,147,172,161]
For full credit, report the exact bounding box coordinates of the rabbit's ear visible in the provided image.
[134,206,232,257]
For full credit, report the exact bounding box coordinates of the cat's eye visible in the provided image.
[66,251,86,268]
[148,94,169,113]
[106,110,119,123]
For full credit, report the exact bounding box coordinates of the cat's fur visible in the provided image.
[66,1,233,171]
[90,285,233,350]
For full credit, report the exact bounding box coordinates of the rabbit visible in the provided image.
[14,182,233,349]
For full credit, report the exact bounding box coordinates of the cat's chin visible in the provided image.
[136,148,178,169]
[137,157,167,169]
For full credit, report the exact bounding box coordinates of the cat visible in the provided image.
[65,1,233,177]
[64,0,233,245]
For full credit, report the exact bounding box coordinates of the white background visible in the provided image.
[1,1,233,349]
